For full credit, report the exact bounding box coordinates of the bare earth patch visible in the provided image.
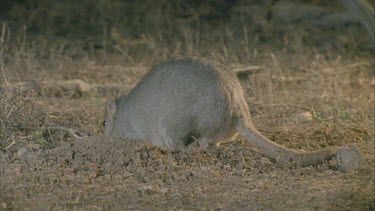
[1,135,374,210]
[1,55,374,209]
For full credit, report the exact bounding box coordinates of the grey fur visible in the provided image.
[104,57,366,170]
[343,0,375,45]
[105,57,246,148]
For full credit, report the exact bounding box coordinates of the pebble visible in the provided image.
[17,147,28,158]
[295,111,313,123]
[261,157,272,166]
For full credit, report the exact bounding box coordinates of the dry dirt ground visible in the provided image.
[1,52,374,210]
[1,135,374,210]
[1,4,375,209]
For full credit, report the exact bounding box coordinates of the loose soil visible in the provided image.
[1,57,374,209]
[1,135,374,210]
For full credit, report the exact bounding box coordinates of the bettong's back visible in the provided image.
[105,57,251,149]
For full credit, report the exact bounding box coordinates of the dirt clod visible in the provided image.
[16,147,29,158]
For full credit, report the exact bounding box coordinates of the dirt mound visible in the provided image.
[36,136,273,175]
[1,136,272,186]
[1,136,276,188]
[50,136,169,172]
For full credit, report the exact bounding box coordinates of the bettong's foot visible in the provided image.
[334,144,367,172]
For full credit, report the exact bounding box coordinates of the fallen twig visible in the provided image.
[233,66,265,75]
[3,140,16,150]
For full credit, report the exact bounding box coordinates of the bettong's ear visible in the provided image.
[106,99,117,114]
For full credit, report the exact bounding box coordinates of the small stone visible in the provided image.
[159,187,169,195]
[83,177,91,184]
[261,157,272,166]
[295,112,313,123]
[106,162,113,168]
[17,147,28,158]
[148,150,156,158]
[65,151,74,160]
[31,144,41,150]
[142,151,149,159]
[234,169,247,176]
[14,164,22,175]
[138,186,155,196]
[200,166,210,171]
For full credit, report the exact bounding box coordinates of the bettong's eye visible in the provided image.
[102,121,107,126]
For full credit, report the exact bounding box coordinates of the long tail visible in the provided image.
[236,119,337,167]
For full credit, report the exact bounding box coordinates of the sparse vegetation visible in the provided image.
[0,0,374,210]
[310,106,325,123]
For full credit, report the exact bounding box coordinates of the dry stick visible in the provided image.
[233,66,265,78]
[113,45,135,63]
[44,126,88,140]
[3,140,16,150]
[233,65,265,73]
[51,127,86,140]
[341,62,372,70]
[4,126,88,140]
